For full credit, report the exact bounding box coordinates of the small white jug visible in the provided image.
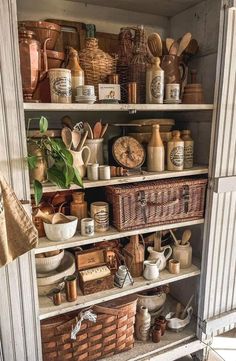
[70,146,91,179]
[147,245,172,271]
[143,259,161,281]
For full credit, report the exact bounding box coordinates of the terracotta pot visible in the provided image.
[20,21,61,50]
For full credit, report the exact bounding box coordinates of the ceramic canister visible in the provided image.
[165,84,180,102]
[99,165,111,180]
[81,218,95,236]
[87,163,99,181]
[90,202,109,232]
[49,68,72,103]
[167,131,184,171]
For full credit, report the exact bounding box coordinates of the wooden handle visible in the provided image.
[175,302,182,318]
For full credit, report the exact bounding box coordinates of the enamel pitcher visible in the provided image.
[143,259,161,281]
[147,245,172,271]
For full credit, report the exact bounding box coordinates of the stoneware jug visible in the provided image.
[143,259,161,281]
[161,55,186,87]
[147,245,172,271]
[70,147,91,179]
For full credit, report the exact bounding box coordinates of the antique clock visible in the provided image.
[112,136,145,169]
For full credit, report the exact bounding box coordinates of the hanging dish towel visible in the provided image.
[0,174,38,267]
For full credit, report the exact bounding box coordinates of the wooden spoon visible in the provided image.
[93,121,103,139]
[170,229,179,246]
[169,41,179,55]
[61,115,74,130]
[180,294,194,319]
[71,129,81,151]
[78,131,88,151]
[100,123,108,138]
[51,213,73,225]
[175,303,182,318]
[177,32,192,57]
[182,229,192,245]
[61,127,72,149]
[166,38,175,53]
[154,231,162,252]
[83,122,93,139]
[148,33,162,57]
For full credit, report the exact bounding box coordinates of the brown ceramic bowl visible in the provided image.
[20,21,61,50]
[46,50,65,69]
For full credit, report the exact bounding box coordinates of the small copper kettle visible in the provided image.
[18,26,48,102]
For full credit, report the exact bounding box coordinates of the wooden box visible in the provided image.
[75,248,114,295]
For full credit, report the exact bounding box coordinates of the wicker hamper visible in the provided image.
[106,177,207,231]
[41,295,137,361]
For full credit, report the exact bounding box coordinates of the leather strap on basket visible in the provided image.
[183,185,190,213]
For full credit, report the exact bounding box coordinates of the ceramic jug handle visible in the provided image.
[179,61,187,85]
[39,38,49,81]
[164,245,172,261]
[81,146,91,166]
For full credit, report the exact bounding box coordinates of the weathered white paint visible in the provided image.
[199,4,236,336]
[0,0,41,360]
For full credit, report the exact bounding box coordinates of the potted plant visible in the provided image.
[27,116,83,205]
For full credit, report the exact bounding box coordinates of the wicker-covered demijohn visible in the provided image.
[79,37,117,96]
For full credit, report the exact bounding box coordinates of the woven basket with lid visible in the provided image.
[79,38,117,96]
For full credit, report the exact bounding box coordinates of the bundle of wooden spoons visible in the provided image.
[165,32,192,57]
[83,120,109,140]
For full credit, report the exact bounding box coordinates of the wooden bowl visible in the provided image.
[21,21,61,49]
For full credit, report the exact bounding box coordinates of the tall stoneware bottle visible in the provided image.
[146,57,164,104]
[181,130,194,169]
[70,192,87,228]
[124,234,144,277]
[135,306,151,341]
[167,131,184,171]
[66,47,84,101]
[147,125,165,172]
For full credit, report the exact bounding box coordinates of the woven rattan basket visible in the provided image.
[79,38,117,96]
[106,177,207,231]
[41,295,137,361]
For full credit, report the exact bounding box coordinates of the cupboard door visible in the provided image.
[199,3,236,337]
[0,0,41,360]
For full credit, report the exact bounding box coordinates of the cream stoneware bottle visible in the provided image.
[147,124,165,172]
[167,130,184,171]
[181,130,194,169]
[146,57,164,104]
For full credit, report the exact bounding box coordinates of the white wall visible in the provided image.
[17,0,169,36]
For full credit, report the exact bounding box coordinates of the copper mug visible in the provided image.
[18,26,48,102]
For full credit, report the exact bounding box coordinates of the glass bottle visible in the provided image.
[129,25,148,104]
[66,47,84,101]
[147,125,165,172]
[181,130,194,169]
[135,306,151,341]
[70,192,87,229]
[167,130,184,171]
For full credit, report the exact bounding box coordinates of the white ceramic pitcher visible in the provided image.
[147,245,172,271]
[143,259,161,281]
[70,146,91,179]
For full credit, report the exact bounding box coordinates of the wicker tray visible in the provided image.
[41,295,137,361]
[106,177,207,231]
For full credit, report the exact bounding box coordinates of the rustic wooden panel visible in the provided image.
[0,0,41,360]
[97,31,119,55]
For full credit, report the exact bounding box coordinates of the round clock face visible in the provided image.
[112,136,145,169]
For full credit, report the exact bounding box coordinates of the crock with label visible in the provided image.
[48,68,72,103]
[167,130,184,171]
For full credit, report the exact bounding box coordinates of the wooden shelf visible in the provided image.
[31,166,208,195]
[38,264,200,320]
[36,218,204,254]
[24,103,214,112]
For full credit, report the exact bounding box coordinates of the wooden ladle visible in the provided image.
[61,127,72,149]
[148,33,162,57]
[182,229,192,245]
[177,32,192,57]
[51,213,73,225]
[33,209,54,224]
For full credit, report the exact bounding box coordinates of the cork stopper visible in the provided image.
[172,130,181,138]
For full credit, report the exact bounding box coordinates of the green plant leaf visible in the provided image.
[27,155,38,170]
[59,148,73,166]
[39,116,48,134]
[33,180,43,206]
[73,168,84,188]
[64,165,75,187]
[47,166,67,188]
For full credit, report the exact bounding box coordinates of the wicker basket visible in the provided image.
[79,38,117,96]
[106,177,207,231]
[41,295,137,361]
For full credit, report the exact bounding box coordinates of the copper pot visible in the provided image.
[20,21,61,50]
[46,50,65,69]
[19,27,48,102]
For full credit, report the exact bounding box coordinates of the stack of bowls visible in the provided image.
[75,85,96,104]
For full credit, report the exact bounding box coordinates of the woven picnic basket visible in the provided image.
[106,176,207,231]
[79,37,117,96]
[41,295,137,361]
